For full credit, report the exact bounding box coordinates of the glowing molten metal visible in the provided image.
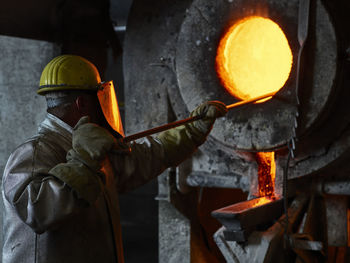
[256,152,276,198]
[216,16,293,101]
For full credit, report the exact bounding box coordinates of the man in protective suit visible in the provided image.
[2,55,227,263]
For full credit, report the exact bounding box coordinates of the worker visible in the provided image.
[1,55,227,263]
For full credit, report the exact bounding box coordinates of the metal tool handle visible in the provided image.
[123,91,276,142]
[123,115,202,142]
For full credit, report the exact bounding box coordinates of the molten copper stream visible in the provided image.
[255,152,276,198]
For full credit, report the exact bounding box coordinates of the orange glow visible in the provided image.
[251,196,274,208]
[97,81,125,137]
[216,16,293,102]
[109,84,124,136]
[255,152,276,198]
[216,196,275,214]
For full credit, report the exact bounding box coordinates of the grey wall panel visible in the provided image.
[0,35,59,261]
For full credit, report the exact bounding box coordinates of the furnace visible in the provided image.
[123,0,350,262]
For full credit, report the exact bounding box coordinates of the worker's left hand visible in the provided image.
[187,101,227,145]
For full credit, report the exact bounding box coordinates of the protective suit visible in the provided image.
[2,55,227,263]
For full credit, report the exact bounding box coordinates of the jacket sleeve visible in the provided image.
[110,124,198,193]
[2,139,89,234]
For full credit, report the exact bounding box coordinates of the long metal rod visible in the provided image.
[123,91,276,142]
[226,91,275,109]
[123,115,202,142]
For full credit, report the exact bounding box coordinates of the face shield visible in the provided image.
[97,81,125,137]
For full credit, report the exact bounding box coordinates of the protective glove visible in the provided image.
[186,101,227,146]
[49,116,130,204]
[49,149,102,204]
[72,116,130,160]
[157,101,227,167]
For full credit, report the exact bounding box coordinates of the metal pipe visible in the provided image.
[123,91,276,142]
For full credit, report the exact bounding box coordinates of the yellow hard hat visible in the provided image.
[37,55,101,95]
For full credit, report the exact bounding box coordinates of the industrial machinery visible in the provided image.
[123,0,350,262]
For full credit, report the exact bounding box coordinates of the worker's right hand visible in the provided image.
[50,116,130,205]
[73,116,117,161]
[73,116,131,160]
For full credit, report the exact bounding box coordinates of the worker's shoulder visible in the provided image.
[19,132,65,155]
[5,133,67,172]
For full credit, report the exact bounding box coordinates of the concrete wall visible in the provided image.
[0,35,59,260]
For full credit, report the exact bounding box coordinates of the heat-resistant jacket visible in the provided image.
[2,113,197,263]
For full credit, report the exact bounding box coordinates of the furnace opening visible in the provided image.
[216,16,293,101]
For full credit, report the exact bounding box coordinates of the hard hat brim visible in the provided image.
[37,85,99,95]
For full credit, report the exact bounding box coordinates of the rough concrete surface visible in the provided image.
[159,201,191,263]
[0,35,59,261]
